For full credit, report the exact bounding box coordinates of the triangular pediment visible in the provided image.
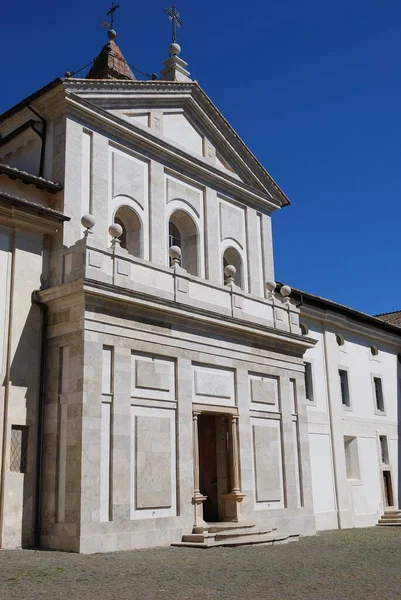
[63,79,289,206]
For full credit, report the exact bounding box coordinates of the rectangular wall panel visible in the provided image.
[81,130,92,216]
[102,346,113,395]
[252,420,283,505]
[130,406,176,519]
[193,364,235,406]
[131,354,175,401]
[57,404,68,523]
[292,421,302,507]
[135,415,172,509]
[100,402,111,522]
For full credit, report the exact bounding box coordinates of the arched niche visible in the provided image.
[223,246,244,289]
[168,210,199,276]
[114,205,143,258]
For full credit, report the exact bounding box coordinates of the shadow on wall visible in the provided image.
[4,302,43,548]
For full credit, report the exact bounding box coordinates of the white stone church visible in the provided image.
[0,21,400,552]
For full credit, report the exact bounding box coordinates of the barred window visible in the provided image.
[10,425,28,473]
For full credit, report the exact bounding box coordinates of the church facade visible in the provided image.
[0,27,399,552]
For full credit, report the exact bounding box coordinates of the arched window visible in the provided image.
[223,247,243,289]
[168,210,199,276]
[114,206,142,258]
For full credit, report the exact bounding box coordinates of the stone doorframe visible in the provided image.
[192,404,245,533]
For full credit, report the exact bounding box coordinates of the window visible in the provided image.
[168,210,199,276]
[344,436,360,480]
[336,334,345,347]
[222,247,243,289]
[373,377,385,413]
[168,222,181,249]
[10,425,28,473]
[304,362,314,403]
[379,436,389,465]
[370,345,379,357]
[339,369,350,408]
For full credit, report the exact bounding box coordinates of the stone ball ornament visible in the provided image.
[280,284,292,297]
[169,42,181,56]
[224,264,236,279]
[168,245,182,260]
[81,214,95,230]
[108,223,123,239]
[265,280,277,293]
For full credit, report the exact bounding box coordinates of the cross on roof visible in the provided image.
[101,1,120,30]
[164,4,184,44]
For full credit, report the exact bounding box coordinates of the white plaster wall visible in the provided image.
[350,436,382,525]
[308,433,337,530]
[301,309,400,531]
[303,322,328,412]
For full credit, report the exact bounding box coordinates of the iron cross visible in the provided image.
[164,4,184,44]
[106,2,120,29]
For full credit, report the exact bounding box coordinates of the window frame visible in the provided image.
[371,374,386,415]
[338,367,352,411]
[304,360,316,405]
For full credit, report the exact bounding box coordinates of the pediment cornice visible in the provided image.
[63,79,290,207]
[65,92,282,213]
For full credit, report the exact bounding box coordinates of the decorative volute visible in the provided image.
[86,29,136,81]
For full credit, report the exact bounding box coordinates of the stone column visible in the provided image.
[192,411,207,532]
[223,414,245,521]
[228,415,241,493]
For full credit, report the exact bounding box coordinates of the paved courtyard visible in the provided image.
[1,527,400,600]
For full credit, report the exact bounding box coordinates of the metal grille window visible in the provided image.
[10,425,28,473]
[339,369,350,407]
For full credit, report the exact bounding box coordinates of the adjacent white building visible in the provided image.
[0,26,399,552]
[292,289,400,531]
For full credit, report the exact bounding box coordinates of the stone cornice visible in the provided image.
[38,278,315,354]
[301,304,401,348]
[65,94,281,213]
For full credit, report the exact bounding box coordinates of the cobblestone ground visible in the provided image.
[1,528,400,600]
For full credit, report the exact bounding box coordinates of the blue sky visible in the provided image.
[2,0,400,315]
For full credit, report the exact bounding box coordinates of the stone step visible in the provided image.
[206,522,257,534]
[214,528,274,541]
[377,522,401,526]
[379,515,401,520]
[378,519,401,525]
[172,532,299,549]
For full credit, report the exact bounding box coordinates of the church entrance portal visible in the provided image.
[198,414,230,522]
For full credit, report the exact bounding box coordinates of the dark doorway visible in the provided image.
[383,471,394,507]
[198,414,219,522]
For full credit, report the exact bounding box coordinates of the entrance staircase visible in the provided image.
[377,509,401,526]
[172,522,299,549]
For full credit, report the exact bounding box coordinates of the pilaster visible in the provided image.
[204,188,221,284]
[149,160,166,266]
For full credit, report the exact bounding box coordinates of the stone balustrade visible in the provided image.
[63,239,301,335]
